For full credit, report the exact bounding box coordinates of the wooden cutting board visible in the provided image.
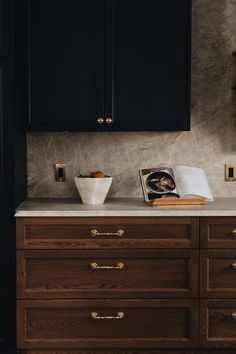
[150,197,206,206]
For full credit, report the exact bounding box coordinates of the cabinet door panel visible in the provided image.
[0,59,9,223]
[0,0,9,55]
[27,0,105,130]
[109,0,191,131]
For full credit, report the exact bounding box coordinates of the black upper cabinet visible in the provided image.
[110,0,191,131]
[28,0,105,130]
[25,0,191,131]
[0,0,10,56]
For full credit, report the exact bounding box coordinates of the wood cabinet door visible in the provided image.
[17,299,198,349]
[26,0,105,130]
[0,0,9,56]
[106,0,191,131]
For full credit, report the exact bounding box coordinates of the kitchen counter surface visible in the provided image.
[15,197,236,217]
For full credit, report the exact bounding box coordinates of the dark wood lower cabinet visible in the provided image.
[16,216,236,353]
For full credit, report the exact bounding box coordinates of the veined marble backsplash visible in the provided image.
[28,0,236,199]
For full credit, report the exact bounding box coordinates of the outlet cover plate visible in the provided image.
[225,163,236,181]
[54,163,66,182]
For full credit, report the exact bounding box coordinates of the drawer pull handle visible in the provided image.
[232,262,236,270]
[91,312,124,320]
[91,262,124,270]
[232,312,236,319]
[91,229,125,237]
[232,229,236,236]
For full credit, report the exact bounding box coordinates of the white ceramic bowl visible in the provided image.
[74,177,113,205]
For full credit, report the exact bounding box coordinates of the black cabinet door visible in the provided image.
[106,0,191,131]
[27,0,105,130]
[0,0,9,56]
[0,59,9,223]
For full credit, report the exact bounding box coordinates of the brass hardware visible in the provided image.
[91,262,125,270]
[54,164,66,182]
[91,312,124,320]
[231,262,236,270]
[232,229,236,236]
[97,117,104,124]
[105,117,112,124]
[91,229,125,237]
[225,163,236,182]
[232,312,236,319]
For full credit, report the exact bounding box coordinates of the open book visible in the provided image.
[139,165,213,202]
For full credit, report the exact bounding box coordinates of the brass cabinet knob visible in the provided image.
[232,229,236,236]
[105,117,112,124]
[231,262,236,270]
[232,312,236,319]
[97,117,104,124]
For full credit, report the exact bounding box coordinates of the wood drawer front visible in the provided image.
[16,217,199,249]
[200,250,236,298]
[17,299,198,349]
[200,217,236,248]
[200,300,236,348]
[17,250,198,299]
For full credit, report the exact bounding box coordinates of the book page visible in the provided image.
[172,166,213,201]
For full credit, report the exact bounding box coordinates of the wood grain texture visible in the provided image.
[16,217,199,249]
[17,299,198,349]
[17,249,198,299]
[200,217,236,248]
[200,300,236,348]
[200,250,236,298]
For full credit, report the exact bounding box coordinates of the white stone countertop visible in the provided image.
[15,197,236,217]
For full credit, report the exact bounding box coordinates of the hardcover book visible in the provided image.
[139,165,213,202]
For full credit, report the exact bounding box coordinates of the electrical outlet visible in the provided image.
[54,164,66,182]
[225,163,236,181]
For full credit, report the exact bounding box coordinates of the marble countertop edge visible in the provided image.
[15,197,236,217]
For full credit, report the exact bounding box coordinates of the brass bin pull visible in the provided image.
[91,229,125,237]
[232,312,236,319]
[232,262,236,270]
[91,312,124,320]
[232,229,236,236]
[91,262,124,270]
